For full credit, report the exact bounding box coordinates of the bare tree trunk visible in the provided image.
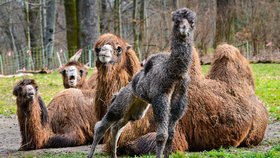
[161,0,169,50]
[44,0,56,67]
[133,0,140,58]
[214,0,235,47]
[114,0,122,37]
[64,0,79,57]
[78,0,99,48]
[99,0,107,34]
[28,0,44,69]
[139,0,145,60]
[172,0,178,9]
[25,0,31,50]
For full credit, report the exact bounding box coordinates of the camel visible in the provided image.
[13,79,78,150]
[59,61,90,89]
[59,49,97,89]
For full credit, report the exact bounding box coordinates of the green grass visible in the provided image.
[251,64,280,120]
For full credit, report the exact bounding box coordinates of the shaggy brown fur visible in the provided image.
[13,79,78,150]
[94,33,141,121]
[116,44,268,154]
[59,61,90,89]
[48,88,97,145]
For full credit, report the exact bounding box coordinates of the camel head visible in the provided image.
[94,33,131,67]
[13,79,38,102]
[59,61,88,89]
[172,8,196,39]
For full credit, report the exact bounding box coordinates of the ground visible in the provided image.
[0,114,279,157]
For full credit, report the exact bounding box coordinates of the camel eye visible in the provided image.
[95,48,101,54]
[80,69,84,76]
[60,69,66,74]
[35,86,38,91]
[116,46,122,55]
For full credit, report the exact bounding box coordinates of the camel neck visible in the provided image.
[167,34,193,77]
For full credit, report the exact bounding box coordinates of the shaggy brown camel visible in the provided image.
[13,79,78,150]
[59,49,98,89]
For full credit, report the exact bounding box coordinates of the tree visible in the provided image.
[27,0,44,69]
[64,0,79,57]
[78,0,99,48]
[114,0,122,37]
[44,0,56,67]
[138,0,145,60]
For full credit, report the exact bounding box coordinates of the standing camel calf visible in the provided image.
[88,8,196,158]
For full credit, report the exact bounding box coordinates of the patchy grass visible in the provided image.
[251,64,280,120]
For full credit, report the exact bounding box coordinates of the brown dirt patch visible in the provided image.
[0,115,279,157]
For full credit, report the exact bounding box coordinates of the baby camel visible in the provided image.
[88,8,196,158]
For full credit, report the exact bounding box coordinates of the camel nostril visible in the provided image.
[70,76,75,80]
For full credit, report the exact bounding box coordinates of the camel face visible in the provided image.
[13,79,38,102]
[178,19,191,38]
[59,61,88,89]
[97,44,114,63]
[64,66,79,88]
[94,33,128,66]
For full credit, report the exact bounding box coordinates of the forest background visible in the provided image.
[0,0,279,74]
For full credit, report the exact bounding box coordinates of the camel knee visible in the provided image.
[156,132,168,145]
[94,120,111,135]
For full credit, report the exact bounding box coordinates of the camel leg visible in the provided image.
[87,119,114,158]
[152,96,170,158]
[164,82,188,158]
[110,118,129,158]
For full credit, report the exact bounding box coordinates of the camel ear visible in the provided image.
[171,11,175,21]
[126,43,132,50]
[69,49,83,62]
[13,86,21,97]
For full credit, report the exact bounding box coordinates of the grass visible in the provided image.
[251,64,280,120]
